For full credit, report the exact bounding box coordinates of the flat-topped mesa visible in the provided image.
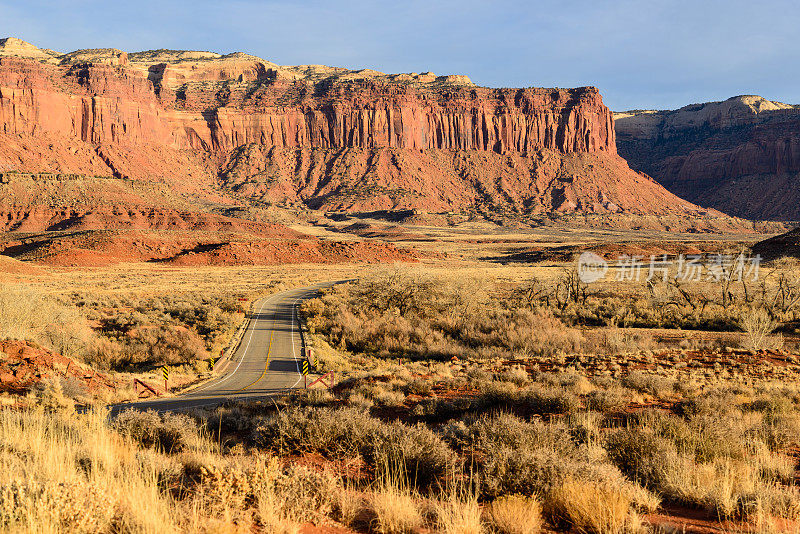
[3,38,730,224]
[0,39,616,156]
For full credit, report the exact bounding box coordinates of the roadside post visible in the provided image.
[301,359,310,388]
[161,365,170,392]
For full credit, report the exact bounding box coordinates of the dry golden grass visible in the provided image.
[550,479,641,534]
[0,285,96,360]
[368,488,422,534]
[435,493,483,534]
[334,486,365,528]
[487,494,543,534]
[368,461,423,534]
[0,407,179,532]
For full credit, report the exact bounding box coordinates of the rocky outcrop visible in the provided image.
[615,96,800,220]
[219,145,705,216]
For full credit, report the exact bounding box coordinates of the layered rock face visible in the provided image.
[616,96,800,220]
[0,38,719,223]
[0,55,615,156]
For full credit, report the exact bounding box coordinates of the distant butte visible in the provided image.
[615,95,800,221]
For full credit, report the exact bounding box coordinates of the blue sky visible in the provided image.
[1,0,797,110]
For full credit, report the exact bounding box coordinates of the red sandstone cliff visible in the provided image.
[0,38,724,225]
[0,56,615,156]
[615,96,800,220]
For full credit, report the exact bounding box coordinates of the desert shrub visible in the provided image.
[411,396,474,420]
[0,408,176,531]
[377,423,458,489]
[568,411,605,446]
[758,412,800,451]
[113,409,202,452]
[476,380,519,407]
[671,399,701,418]
[348,391,375,410]
[604,428,677,489]
[645,407,757,464]
[403,379,433,396]
[87,337,126,369]
[375,389,406,407]
[269,463,339,522]
[586,388,628,413]
[254,406,456,489]
[129,325,208,365]
[411,381,578,421]
[86,292,245,370]
[604,424,799,519]
[303,273,584,362]
[740,308,782,351]
[460,413,617,499]
[621,371,674,398]
[518,385,580,415]
[496,365,530,386]
[0,479,114,531]
[744,395,795,415]
[35,378,76,413]
[466,366,493,383]
[194,455,339,527]
[538,371,593,394]
[304,388,335,406]
[255,406,379,458]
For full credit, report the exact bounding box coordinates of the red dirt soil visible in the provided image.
[0,229,420,266]
[0,340,116,395]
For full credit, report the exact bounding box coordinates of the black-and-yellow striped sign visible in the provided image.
[161,366,170,381]
[301,359,310,376]
[206,358,215,371]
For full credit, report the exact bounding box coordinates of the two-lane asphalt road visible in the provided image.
[112,282,339,414]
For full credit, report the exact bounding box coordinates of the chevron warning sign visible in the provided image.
[301,360,310,376]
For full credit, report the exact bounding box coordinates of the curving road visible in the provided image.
[112,282,340,414]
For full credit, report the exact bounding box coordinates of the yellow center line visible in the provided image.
[235,330,274,393]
